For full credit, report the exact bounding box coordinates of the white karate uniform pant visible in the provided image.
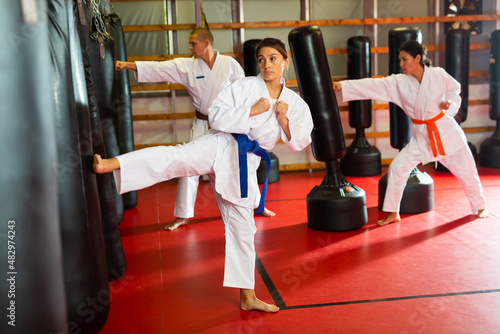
[383,144,487,214]
[113,133,257,289]
[174,118,210,219]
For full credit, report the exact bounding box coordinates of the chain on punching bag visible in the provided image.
[48,0,110,331]
[289,25,367,232]
[76,0,127,281]
[102,5,138,210]
[0,1,67,333]
[340,36,381,176]
[89,2,125,223]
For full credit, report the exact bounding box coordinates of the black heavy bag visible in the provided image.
[0,2,67,333]
[340,36,381,176]
[388,27,421,149]
[78,2,127,280]
[243,38,280,183]
[48,0,110,332]
[438,29,476,171]
[103,13,138,209]
[289,25,367,232]
[446,29,470,124]
[243,39,262,76]
[378,26,433,214]
[479,30,500,168]
[89,31,125,223]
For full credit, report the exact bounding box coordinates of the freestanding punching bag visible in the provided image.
[340,36,381,176]
[89,26,125,223]
[437,29,476,171]
[378,27,434,214]
[76,0,127,281]
[243,39,281,184]
[103,12,138,209]
[48,0,110,332]
[479,29,500,168]
[0,2,67,333]
[243,39,262,76]
[289,25,367,231]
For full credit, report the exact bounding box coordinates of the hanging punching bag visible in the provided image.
[378,27,434,214]
[0,1,67,333]
[438,28,476,171]
[243,39,280,184]
[479,29,500,168]
[75,1,127,281]
[289,25,367,232]
[48,0,110,332]
[89,28,125,223]
[340,36,381,176]
[103,13,138,210]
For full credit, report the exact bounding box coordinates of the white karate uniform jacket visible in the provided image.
[209,74,314,208]
[341,66,466,164]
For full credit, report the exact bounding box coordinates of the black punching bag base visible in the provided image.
[307,184,367,232]
[479,137,500,168]
[340,145,382,176]
[378,169,434,214]
[435,142,477,172]
[257,151,280,184]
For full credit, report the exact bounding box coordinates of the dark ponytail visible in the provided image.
[399,40,431,67]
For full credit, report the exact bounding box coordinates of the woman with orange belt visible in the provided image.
[334,40,488,225]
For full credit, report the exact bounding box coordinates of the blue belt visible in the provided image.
[232,134,271,215]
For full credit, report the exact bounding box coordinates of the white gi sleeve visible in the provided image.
[135,58,191,85]
[340,75,403,106]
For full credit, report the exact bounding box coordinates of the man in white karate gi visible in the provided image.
[116,28,275,230]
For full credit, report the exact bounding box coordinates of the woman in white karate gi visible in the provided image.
[94,38,314,312]
[334,40,488,226]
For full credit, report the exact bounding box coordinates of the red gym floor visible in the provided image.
[100,164,500,334]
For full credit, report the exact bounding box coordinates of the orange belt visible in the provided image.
[411,110,446,158]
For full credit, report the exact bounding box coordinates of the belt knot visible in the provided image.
[411,110,446,158]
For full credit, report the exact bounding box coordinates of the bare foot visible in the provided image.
[477,208,489,218]
[377,212,401,226]
[240,289,279,313]
[164,218,189,231]
[261,207,276,217]
[93,154,119,174]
